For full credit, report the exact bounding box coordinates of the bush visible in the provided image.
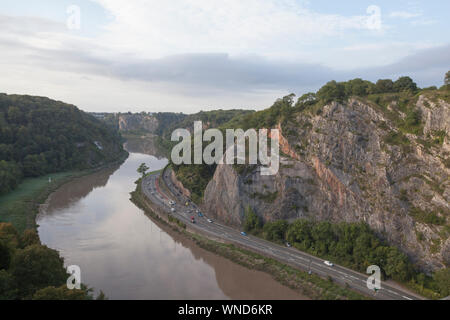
[243,206,263,233]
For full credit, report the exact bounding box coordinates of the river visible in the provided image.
[37,150,306,300]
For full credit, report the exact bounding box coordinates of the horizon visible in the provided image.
[0,1,449,113]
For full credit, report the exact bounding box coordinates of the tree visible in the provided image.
[445,71,450,85]
[433,268,450,297]
[0,223,19,249]
[393,76,418,92]
[296,93,317,106]
[10,244,69,298]
[20,229,41,248]
[137,163,149,177]
[0,270,17,300]
[0,240,11,270]
[317,81,347,103]
[263,220,289,242]
[344,78,370,97]
[375,79,394,93]
[0,160,22,195]
[243,206,262,233]
[32,285,93,300]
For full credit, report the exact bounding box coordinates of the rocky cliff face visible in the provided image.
[118,114,159,133]
[202,95,450,272]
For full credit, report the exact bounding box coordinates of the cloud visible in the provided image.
[92,0,384,59]
[389,11,422,19]
[0,8,448,112]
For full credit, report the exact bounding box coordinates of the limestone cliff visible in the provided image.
[202,95,450,272]
[118,114,159,133]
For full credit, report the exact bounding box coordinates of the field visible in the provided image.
[0,171,83,232]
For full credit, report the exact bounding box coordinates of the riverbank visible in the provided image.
[0,151,129,233]
[130,176,369,300]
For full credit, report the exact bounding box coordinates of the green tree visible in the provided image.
[344,78,371,96]
[263,220,289,243]
[0,160,22,195]
[296,93,317,105]
[0,270,17,300]
[445,71,450,85]
[137,163,149,177]
[243,206,262,233]
[433,268,450,297]
[286,219,313,250]
[0,223,19,249]
[375,79,394,93]
[393,76,418,92]
[10,244,69,298]
[32,285,93,300]
[317,80,347,103]
[0,240,11,270]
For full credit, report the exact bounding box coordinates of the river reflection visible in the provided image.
[37,152,306,300]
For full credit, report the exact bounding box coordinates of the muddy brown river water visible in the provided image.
[37,151,306,300]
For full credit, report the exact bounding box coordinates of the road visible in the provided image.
[141,169,420,300]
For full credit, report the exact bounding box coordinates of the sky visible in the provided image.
[0,0,449,113]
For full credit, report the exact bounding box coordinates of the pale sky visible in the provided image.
[0,0,449,113]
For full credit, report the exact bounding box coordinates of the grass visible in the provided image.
[0,171,81,232]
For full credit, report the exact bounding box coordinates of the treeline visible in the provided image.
[0,94,126,195]
[228,73,449,130]
[158,109,254,139]
[243,208,450,299]
[0,223,104,300]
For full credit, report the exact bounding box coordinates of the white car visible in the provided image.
[207,219,213,223]
[170,208,175,213]
[324,261,334,267]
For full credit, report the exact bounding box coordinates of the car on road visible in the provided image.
[285,242,292,247]
[324,261,334,267]
[240,232,247,236]
[191,216,196,224]
[207,219,213,223]
[198,212,203,217]
[170,208,175,213]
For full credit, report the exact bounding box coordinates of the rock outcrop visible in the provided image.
[202,95,450,272]
[118,114,159,133]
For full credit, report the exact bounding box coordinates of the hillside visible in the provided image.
[167,78,449,289]
[203,89,449,272]
[0,94,127,195]
[103,109,254,136]
[96,109,254,158]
